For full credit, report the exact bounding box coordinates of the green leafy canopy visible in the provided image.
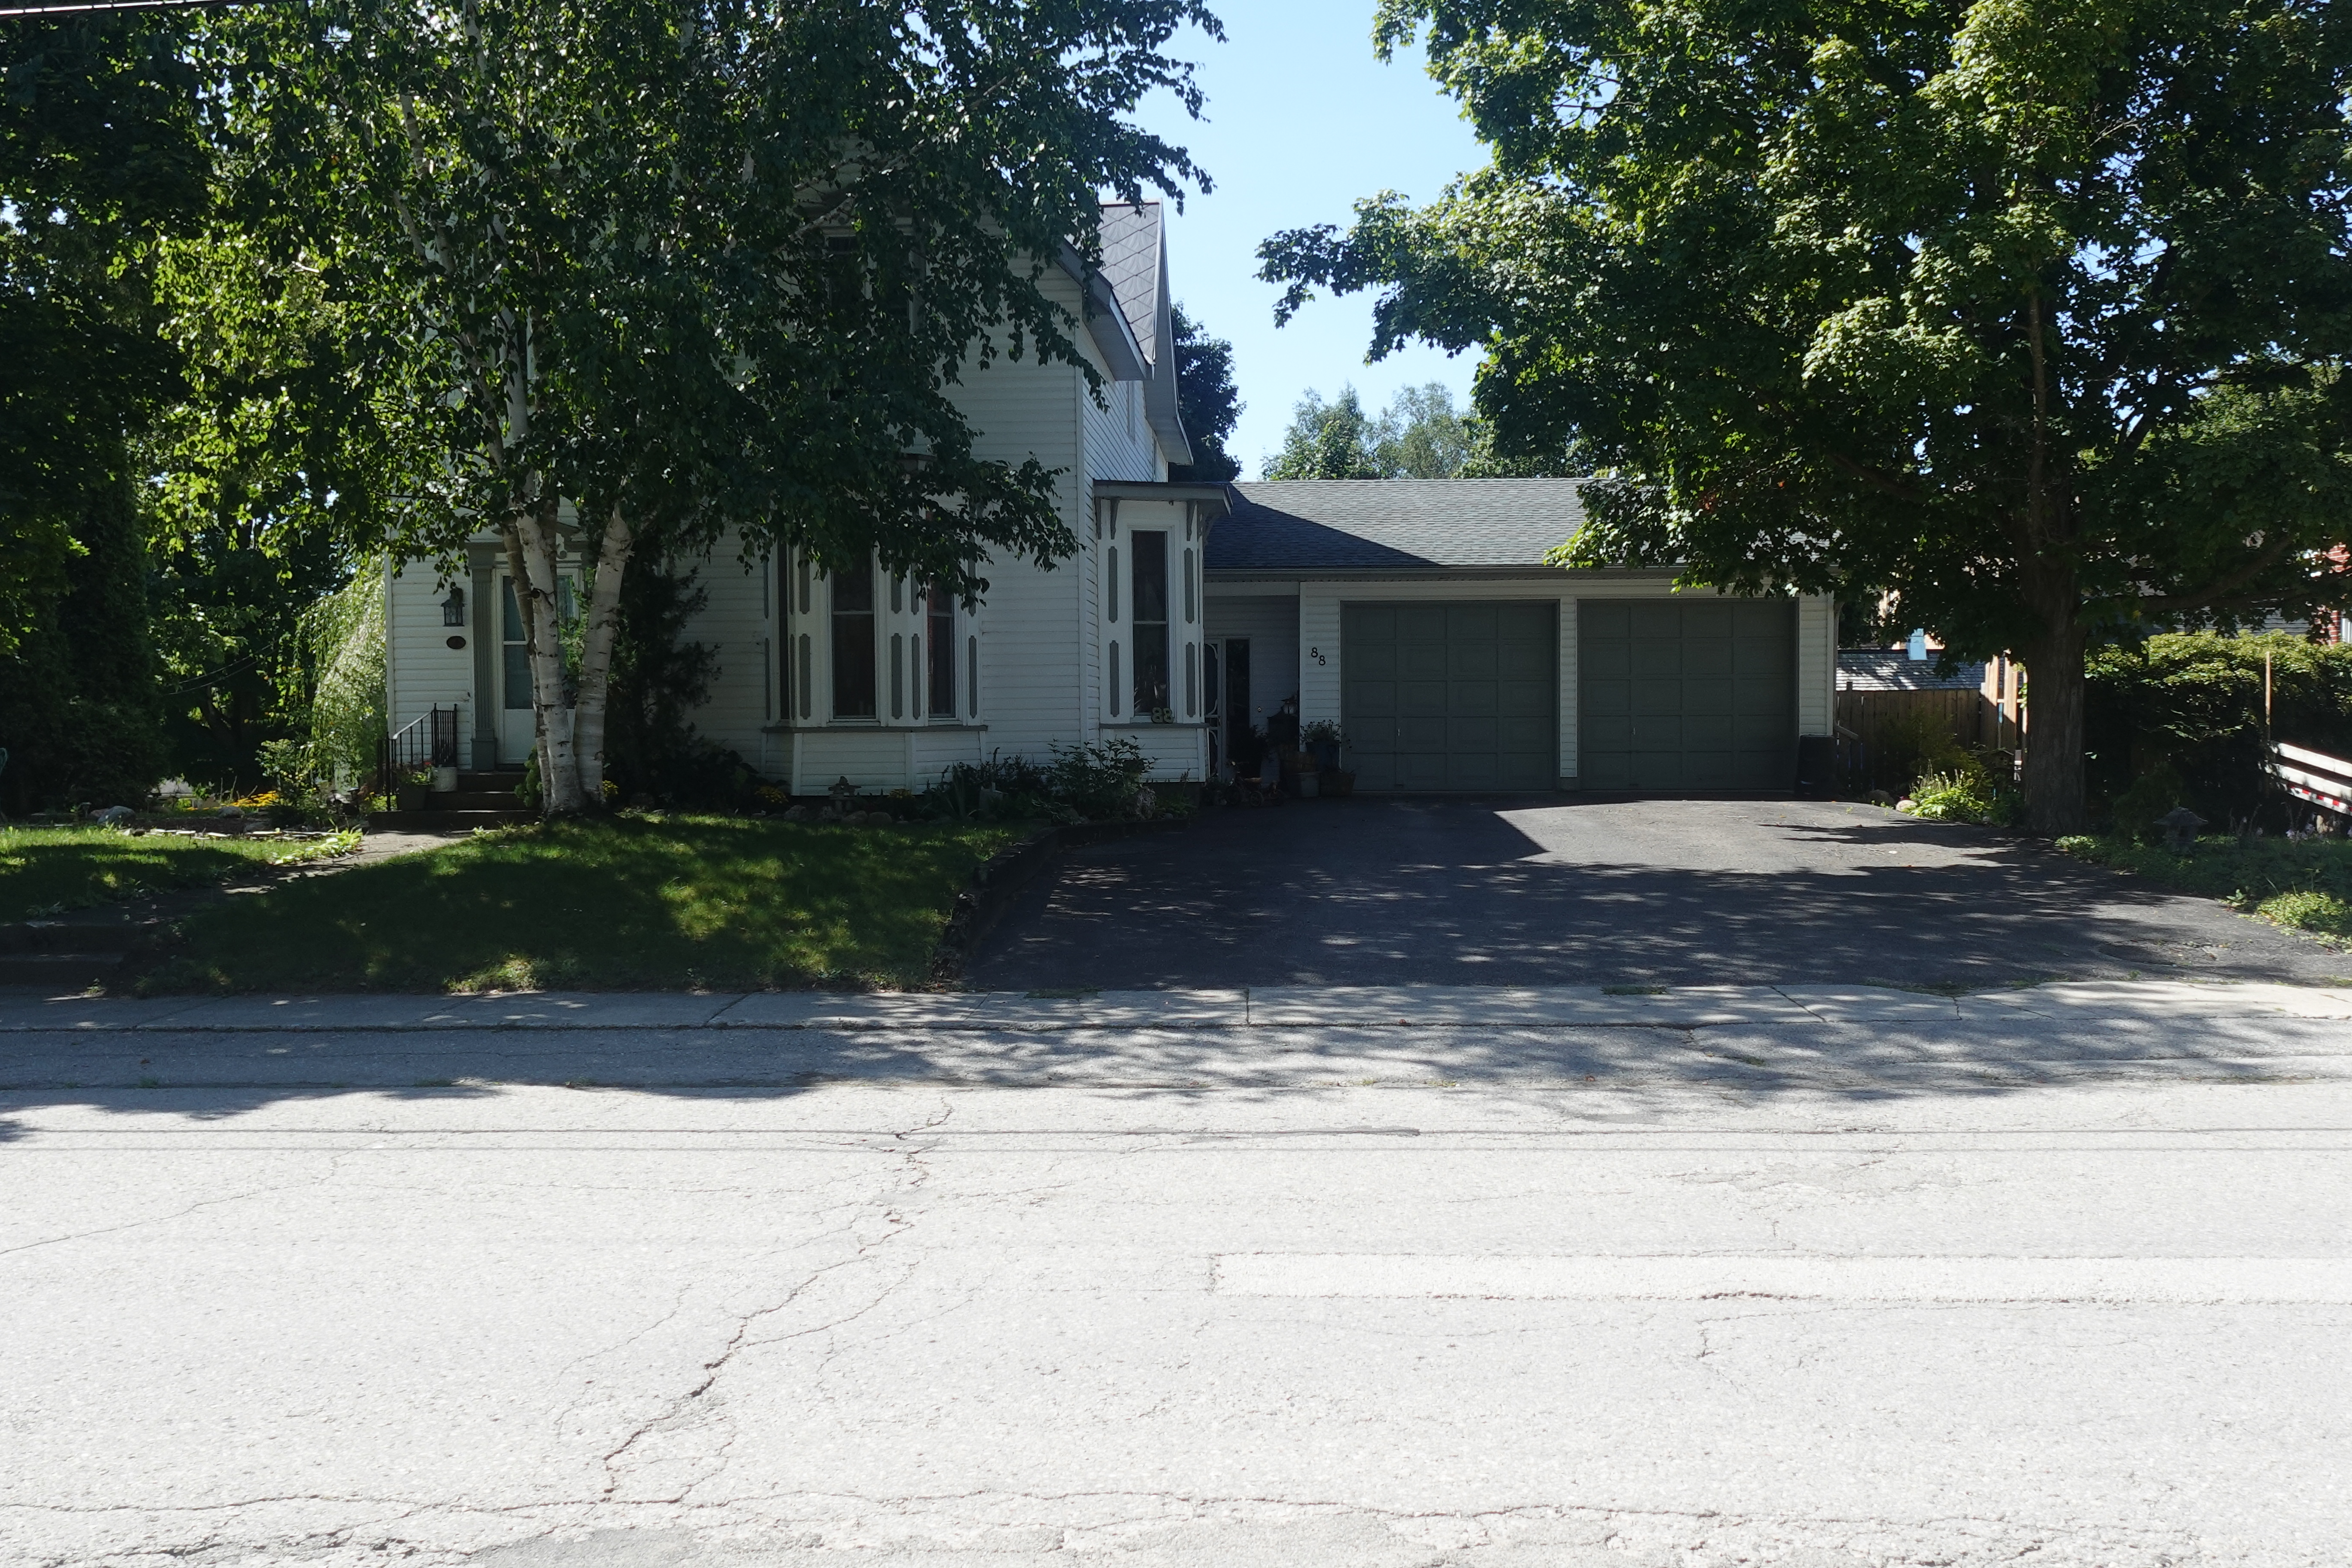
[1262,0,2352,829]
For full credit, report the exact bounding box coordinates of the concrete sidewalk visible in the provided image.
[8,978,2352,1034]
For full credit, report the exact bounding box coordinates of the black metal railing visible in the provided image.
[378,706,459,790]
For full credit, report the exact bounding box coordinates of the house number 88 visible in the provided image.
[1309,647,1327,665]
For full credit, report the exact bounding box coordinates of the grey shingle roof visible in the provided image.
[1097,203,1161,369]
[1207,479,1589,571]
[1837,650,1987,691]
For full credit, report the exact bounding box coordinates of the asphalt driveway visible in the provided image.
[972,797,2351,990]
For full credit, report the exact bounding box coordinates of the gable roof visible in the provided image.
[1097,203,1163,370]
[1208,479,1590,572]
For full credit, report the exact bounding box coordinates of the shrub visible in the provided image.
[2110,760,2188,841]
[920,741,1155,824]
[2085,631,2352,829]
[2256,888,2352,941]
[1047,738,1150,821]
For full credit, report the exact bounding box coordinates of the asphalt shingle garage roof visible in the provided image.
[1210,479,1589,572]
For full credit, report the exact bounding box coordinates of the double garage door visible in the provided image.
[1339,598,1795,793]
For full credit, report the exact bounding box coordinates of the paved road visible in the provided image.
[5,983,2352,1567]
[973,799,2346,990]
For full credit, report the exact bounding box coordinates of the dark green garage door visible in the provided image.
[1343,602,1557,792]
[1578,600,1795,791]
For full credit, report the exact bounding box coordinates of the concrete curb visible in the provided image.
[3,980,2349,1035]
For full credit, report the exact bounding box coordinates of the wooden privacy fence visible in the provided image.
[1833,688,2023,795]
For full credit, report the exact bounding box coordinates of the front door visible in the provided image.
[497,573,577,767]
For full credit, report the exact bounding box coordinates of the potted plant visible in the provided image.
[395,768,432,812]
[1280,748,1320,798]
[1300,721,1353,797]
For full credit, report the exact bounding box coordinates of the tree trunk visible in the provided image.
[570,504,636,809]
[515,509,585,816]
[2020,617,2089,836]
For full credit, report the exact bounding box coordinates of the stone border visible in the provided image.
[930,817,1191,982]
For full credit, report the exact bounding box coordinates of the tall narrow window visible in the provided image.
[830,563,876,718]
[927,588,956,715]
[890,634,904,719]
[1107,547,1120,622]
[796,633,812,718]
[1131,531,1169,715]
[967,635,979,717]
[1183,548,1197,624]
[1185,642,1198,718]
[1109,643,1121,717]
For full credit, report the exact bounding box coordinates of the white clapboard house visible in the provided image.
[382,202,1837,797]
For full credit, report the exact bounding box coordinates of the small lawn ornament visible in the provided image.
[90,805,134,827]
[2155,805,2206,852]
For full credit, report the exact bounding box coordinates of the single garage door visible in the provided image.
[1579,599,1795,791]
[1343,602,1557,791]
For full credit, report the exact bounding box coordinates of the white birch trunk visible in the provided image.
[516,508,585,815]
[571,504,636,808]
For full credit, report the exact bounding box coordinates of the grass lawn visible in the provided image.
[137,814,1027,993]
[1,825,359,923]
[2059,832,2352,943]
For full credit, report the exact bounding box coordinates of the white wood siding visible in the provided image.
[668,531,774,763]
[1100,723,1208,781]
[1203,594,1301,734]
[386,561,475,740]
[1798,594,1836,735]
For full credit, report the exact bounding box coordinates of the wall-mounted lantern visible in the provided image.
[441,585,467,627]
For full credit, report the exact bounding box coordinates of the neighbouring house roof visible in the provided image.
[1207,479,1589,572]
[1838,649,1988,691]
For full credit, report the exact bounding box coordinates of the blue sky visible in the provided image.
[1131,4,1490,476]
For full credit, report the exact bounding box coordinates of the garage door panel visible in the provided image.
[1449,603,1500,637]
[1681,640,1734,678]
[1583,752,1632,790]
[1682,601,1736,637]
[1397,714,1449,751]
[1344,600,1559,793]
[1398,678,1449,711]
[1396,604,1449,642]
[1448,680,1499,716]
[1579,597,1795,793]
[1635,715,1683,749]
[1583,601,1631,638]
[1500,678,1555,716]
[1631,642,1683,677]
[1397,753,1449,791]
[1583,715,1633,750]
[1681,678,1735,717]
[1632,677,1683,711]
[1449,717,1500,753]
[1400,646,1449,680]
[1450,644,1501,681]
[1684,750,1736,787]
[1629,603,1682,638]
